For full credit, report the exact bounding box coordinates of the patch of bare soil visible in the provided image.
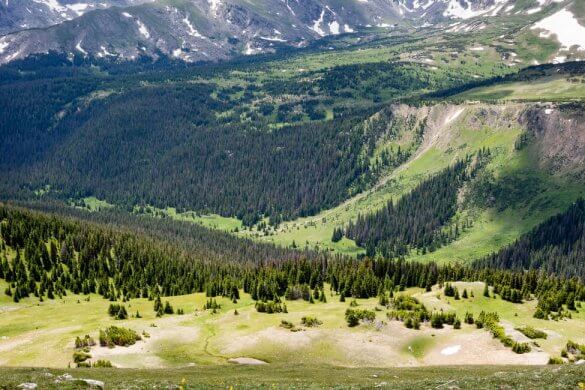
[90,317,199,368]
[423,329,549,365]
[228,357,267,365]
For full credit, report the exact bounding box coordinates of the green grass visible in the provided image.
[454,76,585,102]
[73,197,115,212]
[401,335,435,359]
[159,207,242,232]
[2,365,585,389]
[2,278,584,369]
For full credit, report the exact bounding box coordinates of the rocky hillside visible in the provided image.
[0,0,579,64]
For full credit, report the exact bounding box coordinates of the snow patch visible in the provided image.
[135,19,150,39]
[531,8,585,51]
[444,0,507,20]
[183,16,203,38]
[311,9,326,36]
[329,21,340,35]
[441,345,461,356]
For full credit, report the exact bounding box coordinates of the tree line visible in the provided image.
[1,204,583,320]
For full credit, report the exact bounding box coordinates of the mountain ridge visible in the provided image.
[0,0,578,64]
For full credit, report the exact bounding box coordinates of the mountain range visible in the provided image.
[0,0,579,64]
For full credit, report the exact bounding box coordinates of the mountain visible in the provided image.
[0,0,155,35]
[0,0,579,64]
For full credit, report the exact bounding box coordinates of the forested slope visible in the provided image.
[475,199,585,280]
[1,203,583,312]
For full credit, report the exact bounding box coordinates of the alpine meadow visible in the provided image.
[1,0,585,388]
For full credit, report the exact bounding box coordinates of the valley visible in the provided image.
[1,0,585,388]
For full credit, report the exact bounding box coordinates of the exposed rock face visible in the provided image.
[522,104,585,178]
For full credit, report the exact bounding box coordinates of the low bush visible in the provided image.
[515,326,547,339]
[74,335,96,349]
[73,351,91,363]
[345,308,375,327]
[512,342,531,354]
[548,357,564,365]
[301,316,322,327]
[256,301,287,314]
[280,320,295,330]
[93,360,113,368]
[99,326,141,347]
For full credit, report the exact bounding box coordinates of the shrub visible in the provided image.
[464,312,474,324]
[378,292,389,307]
[345,308,375,327]
[99,326,141,347]
[515,326,547,340]
[75,335,96,349]
[429,311,457,329]
[73,351,92,363]
[548,357,564,365]
[301,316,322,327]
[93,360,113,368]
[430,313,443,329]
[255,300,286,314]
[565,340,585,360]
[512,342,531,354]
[280,320,295,330]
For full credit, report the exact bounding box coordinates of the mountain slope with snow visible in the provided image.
[0,0,581,64]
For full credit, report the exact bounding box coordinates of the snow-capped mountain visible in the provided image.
[0,0,577,64]
[0,0,155,35]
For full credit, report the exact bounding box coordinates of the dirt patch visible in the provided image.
[91,317,199,368]
[228,357,267,365]
[221,327,317,355]
[423,329,549,365]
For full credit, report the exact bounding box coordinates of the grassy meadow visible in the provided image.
[1,278,584,370]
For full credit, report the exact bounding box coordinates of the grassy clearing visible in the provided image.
[1,278,584,370]
[454,76,585,102]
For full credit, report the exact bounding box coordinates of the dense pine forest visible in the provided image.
[475,199,585,280]
[1,203,583,322]
[0,48,484,225]
[344,153,488,258]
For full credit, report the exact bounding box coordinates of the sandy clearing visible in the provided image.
[423,330,549,365]
[91,317,200,368]
[221,327,317,355]
[501,321,533,343]
[228,357,267,365]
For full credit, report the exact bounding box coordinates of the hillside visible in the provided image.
[0,205,583,371]
[1,0,585,385]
